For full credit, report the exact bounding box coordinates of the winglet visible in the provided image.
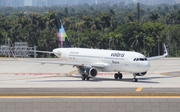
[163,44,168,57]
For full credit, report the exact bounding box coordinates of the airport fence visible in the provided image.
[0,42,36,58]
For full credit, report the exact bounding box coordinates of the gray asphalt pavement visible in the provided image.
[0,58,180,96]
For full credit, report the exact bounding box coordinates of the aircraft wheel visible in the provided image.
[114,73,118,79]
[132,78,138,82]
[81,75,86,80]
[86,77,90,80]
[118,73,123,79]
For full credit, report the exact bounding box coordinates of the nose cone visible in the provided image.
[142,61,150,71]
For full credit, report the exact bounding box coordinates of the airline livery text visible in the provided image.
[111,52,125,57]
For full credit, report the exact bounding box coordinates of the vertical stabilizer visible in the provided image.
[56,18,71,48]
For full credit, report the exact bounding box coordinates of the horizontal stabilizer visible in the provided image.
[29,50,54,54]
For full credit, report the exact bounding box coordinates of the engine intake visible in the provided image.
[78,67,98,77]
[135,72,147,76]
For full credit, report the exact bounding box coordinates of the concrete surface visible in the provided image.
[0,58,180,112]
[0,96,180,112]
[0,58,180,89]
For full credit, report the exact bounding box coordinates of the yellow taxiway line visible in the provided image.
[1,96,180,98]
[68,69,78,76]
[135,87,143,92]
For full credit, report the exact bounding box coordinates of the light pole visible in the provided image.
[176,42,177,57]
[8,38,10,58]
[75,11,79,48]
[78,34,79,48]
[144,36,146,51]
[109,37,112,49]
[143,35,146,55]
[157,36,160,56]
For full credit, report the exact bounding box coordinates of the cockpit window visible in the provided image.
[133,58,147,61]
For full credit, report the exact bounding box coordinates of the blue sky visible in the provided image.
[24,0,32,6]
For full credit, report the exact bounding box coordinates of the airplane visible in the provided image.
[27,21,168,82]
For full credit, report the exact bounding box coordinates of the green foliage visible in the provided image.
[0,3,180,57]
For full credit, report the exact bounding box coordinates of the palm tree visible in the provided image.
[149,13,159,22]
[128,33,143,52]
[125,13,134,23]
[100,12,111,29]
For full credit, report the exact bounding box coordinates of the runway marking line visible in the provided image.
[72,72,115,76]
[1,96,180,98]
[15,73,67,76]
[0,76,60,81]
[135,87,143,92]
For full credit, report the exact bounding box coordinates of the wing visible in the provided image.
[147,44,168,61]
[24,60,107,68]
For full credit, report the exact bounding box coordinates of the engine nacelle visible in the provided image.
[78,67,98,77]
[135,72,147,76]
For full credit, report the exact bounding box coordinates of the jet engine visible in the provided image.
[135,72,147,76]
[78,67,98,77]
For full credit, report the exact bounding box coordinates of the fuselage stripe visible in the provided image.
[69,54,100,58]
[69,55,125,60]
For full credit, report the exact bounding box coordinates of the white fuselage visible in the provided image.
[53,48,150,73]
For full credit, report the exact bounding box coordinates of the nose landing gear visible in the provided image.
[132,73,138,82]
[114,72,123,80]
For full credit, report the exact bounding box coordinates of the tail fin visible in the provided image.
[56,18,71,48]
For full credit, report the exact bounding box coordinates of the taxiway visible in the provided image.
[0,58,180,95]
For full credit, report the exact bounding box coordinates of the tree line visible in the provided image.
[0,3,180,57]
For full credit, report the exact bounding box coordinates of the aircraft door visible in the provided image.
[124,55,130,72]
[112,52,126,72]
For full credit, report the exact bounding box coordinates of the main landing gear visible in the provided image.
[114,72,123,80]
[81,74,90,80]
[114,72,138,82]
